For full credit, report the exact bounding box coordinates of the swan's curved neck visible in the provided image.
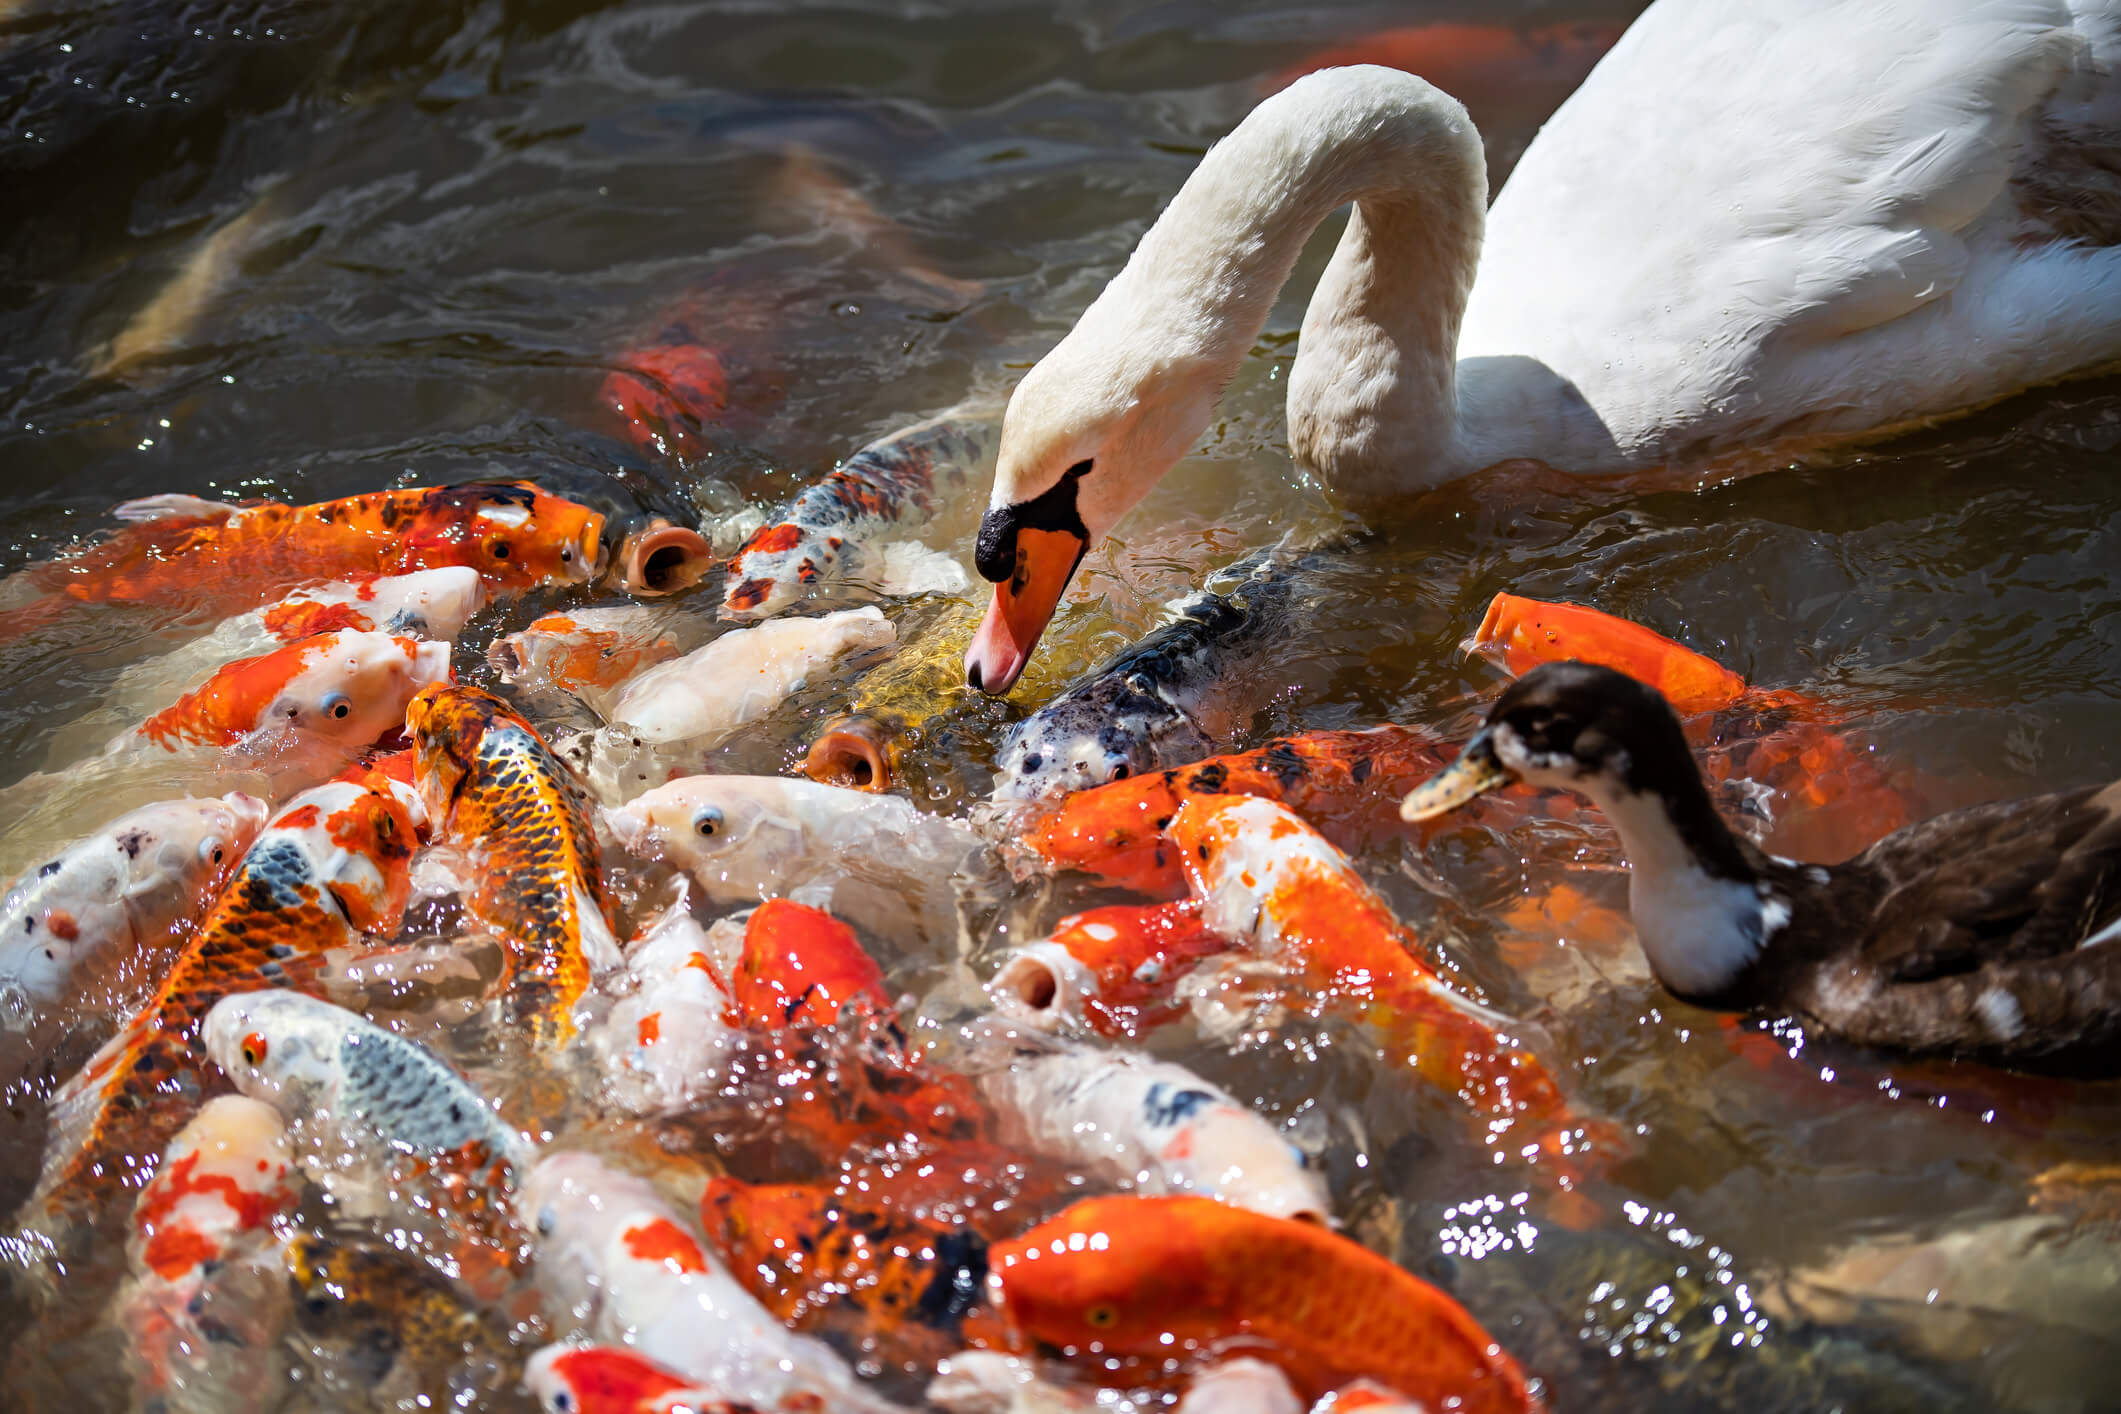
[1084,69,1490,503]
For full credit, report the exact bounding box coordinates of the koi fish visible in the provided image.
[8,481,602,625]
[585,890,737,1118]
[930,1352,1306,1414]
[974,1038,1330,1222]
[699,1173,994,1372]
[1011,727,1450,897]
[23,774,418,1231]
[597,606,897,748]
[284,1231,512,1407]
[1314,1380,1428,1412]
[407,684,621,1049]
[1468,593,1916,860]
[1267,20,1622,109]
[987,899,1234,1040]
[721,407,998,619]
[101,567,485,723]
[727,895,895,1031]
[524,1344,765,1414]
[1168,795,1595,1176]
[0,793,267,1090]
[516,1151,902,1413]
[202,991,527,1233]
[117,1095,300,1414]
[489,605,696,716]
[986,549,1304,804]
[984,1194,1537,1412]
[605,775,986,945]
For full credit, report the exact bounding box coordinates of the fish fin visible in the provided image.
[574,884,625,974]
[31,1013,153,1212]
[871,540,971,598]
[109,495,242,525]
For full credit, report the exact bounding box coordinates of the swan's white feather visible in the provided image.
[1455,0,2121,473]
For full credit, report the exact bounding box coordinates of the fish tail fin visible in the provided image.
[26,1012,186,1234]
[0,595,77,643]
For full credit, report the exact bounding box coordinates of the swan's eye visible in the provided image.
[693,807,723,839]
[1084,1303,1118,1329]
[322,693,353,721]
[239,1033,268,1066]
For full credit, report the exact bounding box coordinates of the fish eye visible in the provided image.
[1084,1303,1118,1329]
[550,1393,572,1414]
[199,836,226,865]
[559,546,573,563]
[693,807,723,838]
[488,538,512,560]
[239,1032,268,1066]
[536,1205,556,1236]
[323,693,353,721]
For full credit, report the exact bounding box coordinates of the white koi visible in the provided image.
[585,889,740,1117]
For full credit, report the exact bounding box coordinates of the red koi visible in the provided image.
[990,898,1237,1039]
[728,897,895,1031]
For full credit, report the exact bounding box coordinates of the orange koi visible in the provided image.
[488,606,686,705]
[137,629,450,757]
[1169,795,1596,1178]
[14,481,602,624]
[1017,727,1449,898]
[407,684,620,1048]
[729,897,896,1032]
[25,775,417,1229]
[603,343,730,461]
[699,1173,993,1371]
[989,898,1236,1039]
[985,1194,1537,1413]
[1268,20,1622,107]
[1471,592,1748,714]
[524,1345,763,1414]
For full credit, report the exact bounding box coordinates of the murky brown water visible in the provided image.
[4,0,2121,1409]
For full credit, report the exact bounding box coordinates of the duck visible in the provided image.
[961,1,2121,695]
[1399,660,2121,1074]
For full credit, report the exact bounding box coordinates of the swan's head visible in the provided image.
[965,331,1222,695]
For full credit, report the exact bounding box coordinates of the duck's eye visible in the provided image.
[693,807,723,838]
[488,538,512,560]
[1084,1303,1118,1329]
[239,1033,268,1066]
[322,693,353,721]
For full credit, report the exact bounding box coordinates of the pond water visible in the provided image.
[3,0,2120,1410]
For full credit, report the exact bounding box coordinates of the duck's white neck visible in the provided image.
[1574,774,1777,1002]
[1050,67,1493,508]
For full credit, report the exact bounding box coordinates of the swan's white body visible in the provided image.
[964,0,2121,692]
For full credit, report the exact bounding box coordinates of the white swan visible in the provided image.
[963,0,2121,694]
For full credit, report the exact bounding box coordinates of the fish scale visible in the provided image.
[23,778,417,1231]
[409,685,619,1048]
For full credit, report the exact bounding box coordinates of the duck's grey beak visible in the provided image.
[1399,728,1516,821]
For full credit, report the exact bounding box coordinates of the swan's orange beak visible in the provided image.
[965,526,1086,695]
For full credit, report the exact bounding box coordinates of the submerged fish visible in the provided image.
[8,481,602,625]
[24,774,418,1231]
[699,1172,994,1372]
[974,1038,1330,1222]
[118,1094,300,1414]
[1470,592,1749,715]
[518,1151,902,1413]
[722,408,998,619]
[1168,795,1595,1176]
[524,1344,767,1414]
[283,1231,512,1409]
[1011,726,1449,897]
[987,899,1234,1040]
[586,892,737,1118]
[489,605,697,716]
[988,551,1304,806]
[600,606,897,746]
[985,1194,1536,1412]
[605,775,986,944]
[408,684,622,1048]
[0,793,268,1090]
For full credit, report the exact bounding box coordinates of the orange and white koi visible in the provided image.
[985,1194,1537,1413]
[586,890,737,1117]
[408,684,621,1048]
[1012,727,1450,898]
[721,408,997,619]
[974,1037,1330,1222]
[988,899,1234,1040]
[1168,795,1593,1174]
[23,774,417,1230]
[517,1152,903,1413]
[489,605,693,715]
[524,1344,767,1414]
[0,793,267,1090]
[599,607,897,746]
[117,1095,301,1414]
[699,1172,996,1373]
[9,481,602,624]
